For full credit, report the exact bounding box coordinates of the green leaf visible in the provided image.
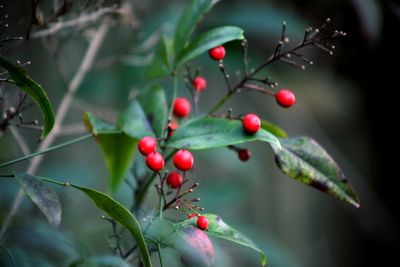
[83,113,137,192]
[261,120,288,138]
[166,116,280,150]
[175,26,244,66]
[138,85,168,138]
[14,172,61,227]
[173,0,217,58]
[146,36,172,78]
[176,214,266,266]
[70,185,152,267]
[271,136,360,208]
[117,100,155,139]
[70,256,130,267]
[0,55,55,139]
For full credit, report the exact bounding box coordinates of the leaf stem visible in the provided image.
[0,133,93,169]
[156,243,164,267]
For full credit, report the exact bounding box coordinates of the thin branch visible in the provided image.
[31,7,121,38]
[9,127,31,155]
[59,123,86,136]
[102,216,124,257]
[242,83,275,96]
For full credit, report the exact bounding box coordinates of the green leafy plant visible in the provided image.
[0,0,359,266]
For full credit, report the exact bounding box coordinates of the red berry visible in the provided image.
[188,213,197,219]
[173,97,191,118]
[174,150,194,171]
[209,45,225,61]
[242,113,261,134]
[275,89,296,108]
[166,172,184,189]
[193,76,206,91]
[238,149,251,161]
[138,136,157,156]
[197,216,209,230]
[168,121,179,138]
[146,152,164,172]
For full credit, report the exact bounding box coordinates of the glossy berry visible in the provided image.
[209,45,225,61]
[173,97,191,118]
[238,149,251,161]
[188,213,197,219]
[174,149,194,171]
[197,216,209,230]
[242,113,261,134]
[166,172,184,188]
[193,76,206,91]
[146,152,164,172]
[138,136,157,156]
[168,121,179,138]
[275,89,296,108]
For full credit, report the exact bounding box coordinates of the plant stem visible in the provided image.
[208,41,309,115]
[0,134,93,169]
[133,150,175,212]
[156,243,164,267]
[134,73,179,211]
[0,21,109,240]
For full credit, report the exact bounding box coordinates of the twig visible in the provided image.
[242,83,275,96]
[9,127,31,156]
[102,216,124,257]
[0,21,110,240]
[32,7,121,38]
[208,20,341,115]
[59,123,87,136]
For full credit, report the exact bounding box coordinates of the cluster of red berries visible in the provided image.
[138,136,194,188]
[139,45,297,232]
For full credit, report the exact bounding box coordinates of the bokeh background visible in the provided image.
[1,0,399,266]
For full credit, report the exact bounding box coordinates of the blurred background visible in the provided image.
[1,0,399,266]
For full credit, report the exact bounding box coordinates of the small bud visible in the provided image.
[331,45,336,49]
[286,53,292,58]
[315,28,320,33]
[309,61,314,65]
[34,120,39,125]
[300,65,306,70]
[175,206,179,210]
[64,182,70,186]
[282,21,287,27]
[326,18,331,23]
[283,37,290,44]
[9,107,15,113]
[189,188,194,193]
[329,51,334,55]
